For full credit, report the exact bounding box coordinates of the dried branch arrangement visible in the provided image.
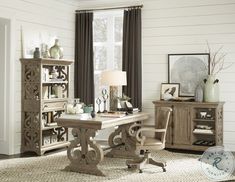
[207,42,233,75]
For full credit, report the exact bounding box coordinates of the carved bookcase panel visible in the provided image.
[21,58,73,155]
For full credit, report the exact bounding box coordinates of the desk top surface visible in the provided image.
[56,112,149,130]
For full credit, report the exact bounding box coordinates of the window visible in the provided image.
[93,10,123,111]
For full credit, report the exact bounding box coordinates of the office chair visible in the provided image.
[126,107,172,173]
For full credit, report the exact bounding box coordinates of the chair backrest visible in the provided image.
[155,107,172,143]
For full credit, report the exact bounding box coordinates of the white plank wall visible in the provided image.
[0,0,234,154]
[142,0,235,151]
[78,0,235,151]
[0,0,77,154]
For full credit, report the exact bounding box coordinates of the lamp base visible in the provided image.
[110,86,118,111]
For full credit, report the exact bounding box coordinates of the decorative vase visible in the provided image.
[49,39,63,59]
[83,105,93,113]
[195,84,203,102]
[204,75,219,102]
[33,47,40,58]
[42,45,50,58]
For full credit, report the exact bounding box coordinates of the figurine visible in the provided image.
[102,89,108,113]
[96,97,102,113]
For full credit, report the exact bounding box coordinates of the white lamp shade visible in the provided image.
[101,70,127,86]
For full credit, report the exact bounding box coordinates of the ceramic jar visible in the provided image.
[33,47,40,58]
[204,75,219,102]
[49,39,63,59]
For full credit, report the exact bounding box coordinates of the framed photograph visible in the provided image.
[168,53,210,97]
[161,83,180,100]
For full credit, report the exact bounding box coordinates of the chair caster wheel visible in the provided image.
[139,169,143,173]
[127,165,131,169]
[163,168,166,172]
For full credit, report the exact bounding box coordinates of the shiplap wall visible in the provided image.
[78,0,235,151]
[0,0,77,154]
[1,0,234,154]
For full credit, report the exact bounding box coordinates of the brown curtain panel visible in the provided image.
[122,8,142,110]
[74,12,94,105]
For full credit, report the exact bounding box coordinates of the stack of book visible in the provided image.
[99,112,127,118]
[193,125,214,134]
[131,108,140,114]
[193,129,214,134]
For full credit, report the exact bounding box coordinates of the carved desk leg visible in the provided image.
[65,128,105,176]
[106,123,138,159]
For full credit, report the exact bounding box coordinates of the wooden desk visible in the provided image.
[56,112,149,176]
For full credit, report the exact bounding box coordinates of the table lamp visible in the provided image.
[101,70,127,111]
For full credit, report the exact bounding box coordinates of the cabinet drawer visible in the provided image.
[42,101,66,112]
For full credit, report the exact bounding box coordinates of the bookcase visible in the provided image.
[20,58,73,155]
[153,101,224,151]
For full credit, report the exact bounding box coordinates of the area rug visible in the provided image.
[0,150,234,182]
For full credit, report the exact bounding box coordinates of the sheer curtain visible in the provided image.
[122,8,142,110]
[74,12,94,105]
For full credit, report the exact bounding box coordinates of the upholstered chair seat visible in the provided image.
[136,138,164,149]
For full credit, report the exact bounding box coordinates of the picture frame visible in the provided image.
[168,53,210,97]
[161,83,180,100]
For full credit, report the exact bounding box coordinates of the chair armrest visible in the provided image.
[128,123,155,136]
[136,127,167,146]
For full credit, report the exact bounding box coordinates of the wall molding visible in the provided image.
[0,12,16,155]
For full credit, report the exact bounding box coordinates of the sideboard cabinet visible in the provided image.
[21,58,73,155]
[153,101,224,151]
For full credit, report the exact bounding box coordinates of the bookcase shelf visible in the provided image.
[42,81,68,84]
[193,132,215,136]
[42,125,61,131]
[193,119,215,122]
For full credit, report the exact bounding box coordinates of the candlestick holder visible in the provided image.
[96,97,102,113]
[102,88,108,113]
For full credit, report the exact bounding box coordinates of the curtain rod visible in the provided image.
[76,4,143,13]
